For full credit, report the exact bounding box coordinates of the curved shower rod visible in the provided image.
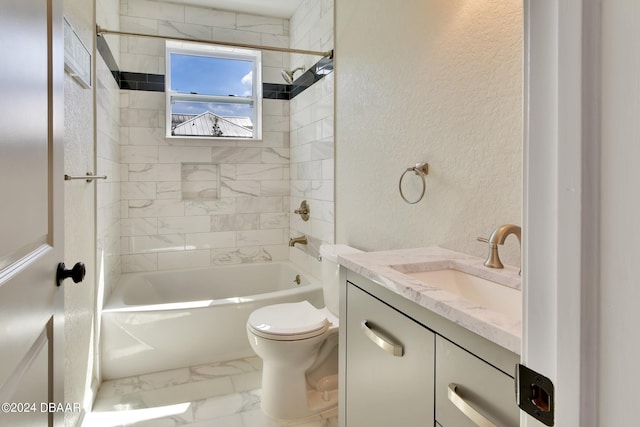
[96,25,334,58]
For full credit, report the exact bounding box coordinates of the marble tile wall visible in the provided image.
[96,45,122,300]
[119,0,291,82]
[289,0,335,273]
[289,0,334,80]
[119,0,292,272]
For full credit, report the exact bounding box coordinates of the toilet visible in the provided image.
[246,244,361,420]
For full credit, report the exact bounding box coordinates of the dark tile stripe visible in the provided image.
[289,57,334,100]
[263,83,291,100]
[97,35,334,98]
[96,35,120,86]
[120,72,165,92]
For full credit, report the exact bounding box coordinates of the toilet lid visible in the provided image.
[248,301,328,339]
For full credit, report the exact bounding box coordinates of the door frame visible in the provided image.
[523,0,600,425]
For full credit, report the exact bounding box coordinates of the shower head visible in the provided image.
[281,66,305,84]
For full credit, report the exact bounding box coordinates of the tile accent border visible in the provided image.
[120,72,165,92]
[97,35,165,91]
[96,34,120,86]
[263,83,290,100]
[97,35,333,99]
[289,57,334,99]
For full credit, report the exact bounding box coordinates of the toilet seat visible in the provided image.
[248,301,329,341]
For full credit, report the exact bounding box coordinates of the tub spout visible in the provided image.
[289,236,308,247]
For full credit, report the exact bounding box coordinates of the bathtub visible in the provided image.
[100,262,323,380]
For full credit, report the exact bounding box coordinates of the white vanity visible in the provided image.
[338,247,521,427]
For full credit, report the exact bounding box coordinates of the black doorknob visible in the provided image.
[56,262,86,287]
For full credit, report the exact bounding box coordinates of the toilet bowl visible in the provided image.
[246,244,361,420]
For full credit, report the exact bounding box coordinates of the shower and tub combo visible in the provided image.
[100,261,323,379]
[100,244,360,421]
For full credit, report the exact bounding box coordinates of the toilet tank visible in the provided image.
[320,244,362,316]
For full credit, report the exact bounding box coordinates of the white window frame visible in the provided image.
[165,40,262,140]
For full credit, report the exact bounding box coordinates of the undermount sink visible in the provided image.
[403,269,521,320]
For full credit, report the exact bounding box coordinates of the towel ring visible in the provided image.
[399,162,429,204]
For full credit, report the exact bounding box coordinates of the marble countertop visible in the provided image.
[338,247,522,355]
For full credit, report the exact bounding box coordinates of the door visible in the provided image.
[0,0,65,426]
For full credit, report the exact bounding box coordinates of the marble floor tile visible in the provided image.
[230,371,262,392]
[87,357,338,427]
[241,408,338,427]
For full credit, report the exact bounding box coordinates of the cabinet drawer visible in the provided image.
[435,336,518,427]
[345,283,435,426]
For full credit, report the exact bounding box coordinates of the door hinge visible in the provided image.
[515,364,555,426]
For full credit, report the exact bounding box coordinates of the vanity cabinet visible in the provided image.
[436,336,519,426]
[340,270,520,427]
[344,282,435,426]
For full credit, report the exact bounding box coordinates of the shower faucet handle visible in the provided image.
[294,200,310,221]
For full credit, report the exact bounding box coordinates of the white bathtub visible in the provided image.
[100,262,323,380]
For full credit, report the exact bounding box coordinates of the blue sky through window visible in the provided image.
[170,54,253,96]
[170,53,254,118]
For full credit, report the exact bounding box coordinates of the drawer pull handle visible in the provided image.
[448,383,497,427]
[360,320,404,357]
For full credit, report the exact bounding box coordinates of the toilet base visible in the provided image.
[259,360,339,419]
[261,387,338,421]
[306,387,338,415]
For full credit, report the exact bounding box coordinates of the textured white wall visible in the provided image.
[63,0,97,423]
[335,0,522,266]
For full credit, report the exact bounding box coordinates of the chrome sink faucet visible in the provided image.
[477,224,521,269]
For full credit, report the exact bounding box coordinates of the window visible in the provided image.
[166,41,262,140]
